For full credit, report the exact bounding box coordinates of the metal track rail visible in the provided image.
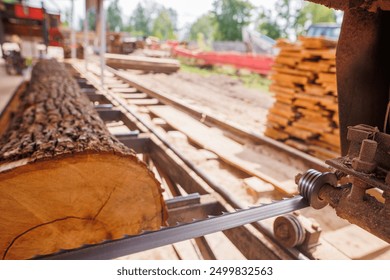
[68,62,312,259]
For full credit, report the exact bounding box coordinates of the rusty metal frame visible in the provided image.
[309,0,390,155]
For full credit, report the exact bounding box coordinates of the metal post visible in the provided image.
[84,2,89,70]
[71,0,76,59]
[99,0,105,86]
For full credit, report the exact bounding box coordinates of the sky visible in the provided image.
[29,0,278,30]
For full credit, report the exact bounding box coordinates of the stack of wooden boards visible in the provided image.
[265,36,340,160]
[0,59,167,259]
[105,53,180,73]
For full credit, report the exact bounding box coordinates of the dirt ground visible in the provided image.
[128,70,274,134]
[0,59,24,113]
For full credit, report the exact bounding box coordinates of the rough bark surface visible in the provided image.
[0,59,167,260]
[0,59,131,163]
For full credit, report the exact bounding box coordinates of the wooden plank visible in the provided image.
[264,127,289,140]
[317,72,337,84]
[105,53,180,73]
[118,93,148,99]
[107,83,129,88]
[243,177,274,199]
[269,84,297,95]
[272,65,314,79]
[271,73,308,85]
[127,98,160,106]
[285,139,309,152]
[309,145,340,159]
[267,112,290,127]
[110,87,139,93]
[285,126,317,140]
[323,225,390,259]
[302,49,336,60]
[269,106,296,120]
[150,106,298,194]
[274,56,300,67]
[299,36,337,49]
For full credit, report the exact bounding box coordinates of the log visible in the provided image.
[105,53,180,73]
[0,60,167,259]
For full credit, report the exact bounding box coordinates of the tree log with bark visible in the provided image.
[0,59,167,259]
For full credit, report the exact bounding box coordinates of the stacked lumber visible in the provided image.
[105,53,180,73]
[265,37,340,160]
[0,59,167,259]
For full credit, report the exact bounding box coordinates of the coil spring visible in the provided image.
[297,169,337,209]
[298,169,323,202]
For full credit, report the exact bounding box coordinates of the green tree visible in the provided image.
[167,8,178,32]
[78,8,96,31]
[189,13,217,41]
[127,2,151,36]
[256,8,282,39]
[107,0,123,32]
[256,0,336,40]
[152,9,176,40]
[297,2,336,26]
[212,0,253,41]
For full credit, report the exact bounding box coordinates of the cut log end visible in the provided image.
[0,152,166,260]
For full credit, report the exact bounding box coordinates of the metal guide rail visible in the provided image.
[60,63,390,260]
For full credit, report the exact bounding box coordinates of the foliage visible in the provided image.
[256,0,336,40]
[127,2,151,36]
[125,1,177,39]
[212,0,253,41]
[78,8,96,31]
[107,0,123,32]
[188,13,217,42]
[151,8,176,40]
[256,8,282,40]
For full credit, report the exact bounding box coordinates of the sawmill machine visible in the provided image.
[0,1,63,73]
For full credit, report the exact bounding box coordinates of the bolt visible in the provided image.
[311,223,320,231]
[358,139,377,162]
[293,210,301,216]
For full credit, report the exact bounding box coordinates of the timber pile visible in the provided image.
[105,53,180,73]
[0,59,167,259]
[265,37,340,160]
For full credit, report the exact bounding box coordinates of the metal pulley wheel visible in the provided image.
[273,214,306,248]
